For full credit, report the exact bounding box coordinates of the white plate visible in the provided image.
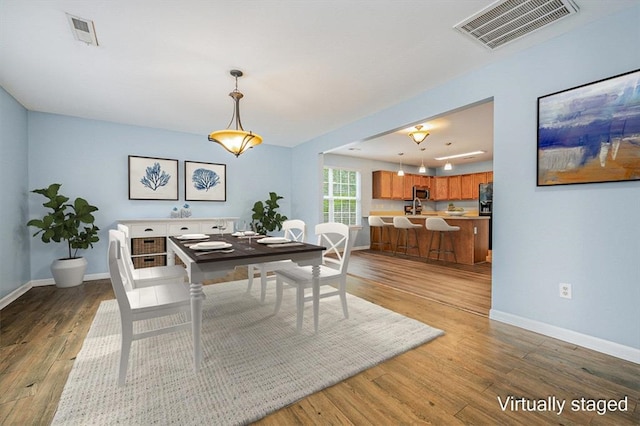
[257,237,291,244]
[176,233,209,240]
[445,211,466,216]
[231,232,245,237]
[190,241,232,250]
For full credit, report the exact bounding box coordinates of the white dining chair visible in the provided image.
[246,219,306,302]
[107,238,191,385]
[109,229,186,288]
[273,222,353,332]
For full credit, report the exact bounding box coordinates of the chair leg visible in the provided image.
[413,228,421,257]
[247,265,255,292]
[118,321,133,386]
[260,265,268,303]
[274,276,284,314]
[427,231,435,260]
[394,230,401,255]
[296,285,305,333]
[437,232,444,260]
[448,232,457,263]
[339,279,349,319]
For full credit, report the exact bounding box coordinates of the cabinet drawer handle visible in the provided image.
[143,239,155,244]
[143,258,154,263]
[144,228,154,232]
[180,227,189,230]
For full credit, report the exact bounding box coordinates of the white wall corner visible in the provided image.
[490,309,640,364]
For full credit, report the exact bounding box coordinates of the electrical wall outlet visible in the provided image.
[559,283,572,299]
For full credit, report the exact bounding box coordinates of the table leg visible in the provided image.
[312,264,320,333]
[190,281,205,371]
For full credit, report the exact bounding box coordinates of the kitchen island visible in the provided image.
[369,214,490,265]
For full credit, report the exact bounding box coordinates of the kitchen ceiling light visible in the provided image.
[418,148,427,173]
[208,70,263,157]
[444,162,453,171]
[408,125,430,145]
[434,150,486,161]
[397,153,405,176]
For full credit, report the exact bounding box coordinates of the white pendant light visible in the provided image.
[208,70,263,157]
[444,162,453,171]
[397,153,405,176]
[419,148,427,173]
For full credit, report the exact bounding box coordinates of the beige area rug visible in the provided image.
[52,279,444,425]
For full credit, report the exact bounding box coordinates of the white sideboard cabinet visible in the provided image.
[117,218,237,269]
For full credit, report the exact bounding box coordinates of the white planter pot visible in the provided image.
[51,257,87,288]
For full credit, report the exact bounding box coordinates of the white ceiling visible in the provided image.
[1,0,636,167]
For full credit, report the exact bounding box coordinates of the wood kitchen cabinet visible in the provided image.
[432,176,449,200]
[460,174,473,199]
[372,170,393,199]
[373,171,428,200]
[448,175,462,200]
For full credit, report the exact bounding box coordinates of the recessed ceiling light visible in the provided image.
[434,150,485,161]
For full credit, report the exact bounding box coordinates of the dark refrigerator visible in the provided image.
[479,183,493,249]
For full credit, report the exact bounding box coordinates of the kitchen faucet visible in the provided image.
[412,197,422,215]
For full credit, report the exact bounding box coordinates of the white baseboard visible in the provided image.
[0,282,31,310]
[490,309,640,364]
[1,273,111,309]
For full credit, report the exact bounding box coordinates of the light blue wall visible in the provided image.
[291,6,640,350]
[0,87,30,299]
[27,112,292,280]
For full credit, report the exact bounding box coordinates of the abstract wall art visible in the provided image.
[185,161,226,201]
[128,155,179,200]
[537,69,640,186]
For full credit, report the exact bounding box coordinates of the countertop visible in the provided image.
[368,211,489,220]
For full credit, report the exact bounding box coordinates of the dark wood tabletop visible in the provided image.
[168,234,325,264]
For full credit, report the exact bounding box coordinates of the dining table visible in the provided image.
[166,233,326,372]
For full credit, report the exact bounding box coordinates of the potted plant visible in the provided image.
[27,183,100,288]
[251,192,288,235]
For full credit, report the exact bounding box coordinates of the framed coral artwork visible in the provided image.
[184,160,226,201]
[128,155,179,200]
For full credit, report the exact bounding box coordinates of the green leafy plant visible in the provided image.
[251,192,288,235]
[27,183,100,259]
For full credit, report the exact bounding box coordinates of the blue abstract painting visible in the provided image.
[537,69,640,186]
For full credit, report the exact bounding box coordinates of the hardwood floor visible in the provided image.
[1,256,638,425]
[348,250,492,316]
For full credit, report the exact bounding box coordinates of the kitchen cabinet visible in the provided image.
[448,175,462,200]
[373,171,428,200]
[373,170,488,201]
[460,173,479,200]
[391,173,405,199]
[372,170,393,199]
[432,176,449,201]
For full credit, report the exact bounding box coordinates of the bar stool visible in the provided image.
[393,216,422,256]
[368,216,393,251]
[425,217,460,262]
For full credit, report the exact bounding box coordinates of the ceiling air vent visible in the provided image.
[66,13,99,46]
[454,0,579,50]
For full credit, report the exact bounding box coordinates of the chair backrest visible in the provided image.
[426,217,455,231]
[107,239,133,314]
[282,219,306,242]
[315,222,352,273]
[393,216,415,229]
[368,216,386,227]
[108,229,136,291]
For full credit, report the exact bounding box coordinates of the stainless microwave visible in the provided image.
[413,186,429,200]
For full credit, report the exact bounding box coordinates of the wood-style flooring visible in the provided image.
[1,254,638,425]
